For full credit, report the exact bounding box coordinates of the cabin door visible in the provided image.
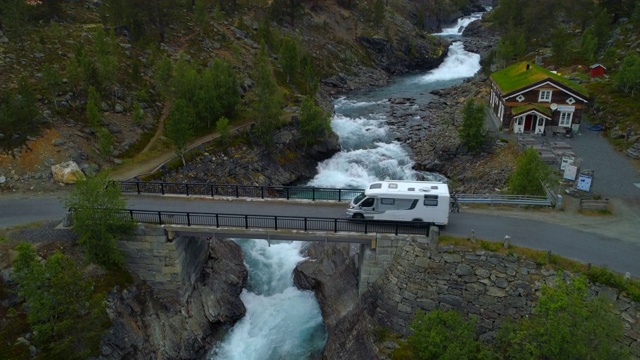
[524,115,534,132]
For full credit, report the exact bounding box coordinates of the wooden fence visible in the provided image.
[579,198,610,211]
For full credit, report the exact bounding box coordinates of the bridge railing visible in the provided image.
[114,181,364,202]
[69,208,432,236]
[456,193,551,206]
[114,181,554,207]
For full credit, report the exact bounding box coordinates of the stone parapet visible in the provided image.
[118,224,208,303]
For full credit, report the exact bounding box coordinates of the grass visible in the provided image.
[491,62,589,95]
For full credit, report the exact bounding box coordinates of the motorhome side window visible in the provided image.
[423,195,438,206]
[380,198,395,205]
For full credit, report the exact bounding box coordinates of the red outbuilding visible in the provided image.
[589,63,606,78]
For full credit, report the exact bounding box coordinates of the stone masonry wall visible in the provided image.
[359,235,413,295]
[118,225,208,303]
[365,239,640,357]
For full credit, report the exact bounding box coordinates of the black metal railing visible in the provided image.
[114,181,555,207]
[114,181,364,202]
[68,208,432,236]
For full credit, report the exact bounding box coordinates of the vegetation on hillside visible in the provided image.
[392,274,629,360]
[65,172,133,268]
[12,243,109,358]
[506,147,551,196]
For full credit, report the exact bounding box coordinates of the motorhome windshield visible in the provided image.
[353,193,366,204]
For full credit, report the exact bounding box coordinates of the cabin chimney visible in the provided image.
[526,63,531,70]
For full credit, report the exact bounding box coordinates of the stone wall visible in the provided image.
[118,225,208,303]
[365,239,640,357]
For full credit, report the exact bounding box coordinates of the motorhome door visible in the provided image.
[359,197,376,218]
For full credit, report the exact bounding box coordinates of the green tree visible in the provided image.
[165,99,195,166]
[270,0,303,26]
[615,54,640,96]
[86,86,102,127]
[0,77,40,150]
[251,45,284,147]
[216,115,232,146]
[13,243,108,358]
[41,63,61,108]
[580,27,599,63]
[155,57,174,96]
[280,35,300,83]
[495,275,628,360]
[408,309,489,360]
[132,102,145,126]
[65,173,133,268]
[93,26,119,90]
[298,96,331,146]
[458,98,486,153]
[591,8,612,49]
[372,0,385,26]
[97,127,114,157]
[0,0,30,36]
[551,27,574,66]
[200,59,239,128]
[506,147,551,195]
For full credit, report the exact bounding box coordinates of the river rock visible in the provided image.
[294,243,379,359]
[51,161,86,184]
[52,138,66,147]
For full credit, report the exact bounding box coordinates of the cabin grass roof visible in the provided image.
[512,104,552,117]
[491,62,589,96]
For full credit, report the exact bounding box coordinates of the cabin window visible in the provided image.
[498,103,504,121]
[423,195,438,207]
[566,97,575,105]
[538,90,552,102]
[380,198,395,205]
[559,111,573,127]
[369,183,382,189]
[516,94,525,102]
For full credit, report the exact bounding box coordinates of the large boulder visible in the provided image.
[51,161,86,184]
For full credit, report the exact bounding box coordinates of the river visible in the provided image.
[209,13,483,360]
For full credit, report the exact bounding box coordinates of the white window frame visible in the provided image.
[559,111,573,127]
[516,94,525,102]
[538,90,552,102]
[498,103,504,121]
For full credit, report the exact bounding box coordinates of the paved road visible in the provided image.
[2,194,640,277]
[572,121,640,201]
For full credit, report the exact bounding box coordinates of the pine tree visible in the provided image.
[458,98,486,153]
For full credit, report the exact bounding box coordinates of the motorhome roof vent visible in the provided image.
[388,183,398,189]
[418,187,431,192]
[431,185,439,189]
[408,187,415,191]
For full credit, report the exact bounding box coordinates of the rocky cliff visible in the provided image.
[98,240,247,359]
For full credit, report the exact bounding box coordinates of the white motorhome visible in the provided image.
[346,180,450,226]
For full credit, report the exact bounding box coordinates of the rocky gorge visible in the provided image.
[97,16,508,360]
